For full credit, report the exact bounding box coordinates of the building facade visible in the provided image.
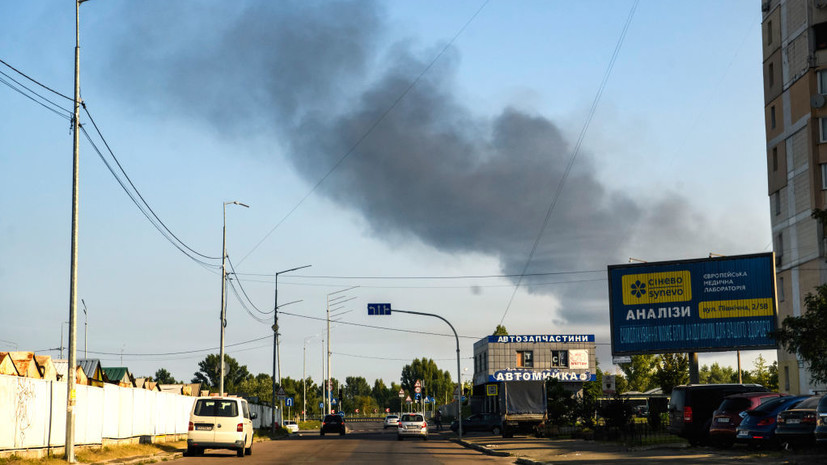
[761,0,827,394]
[472,334,597,387]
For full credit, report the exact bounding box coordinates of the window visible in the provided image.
[768,62,775,87]
[770,106,776,129]
[516,350,533,368]
[775,232,783,262]
[772,147,778,171]
[767,21,773,45]
[779,276,785,302]
[821,118,827,143]
[816,23,827,50]
[784,366,790,391]
[822,164,827,190]
[550,350,568,368]
[819,70,827,94]
[774,191,781,215]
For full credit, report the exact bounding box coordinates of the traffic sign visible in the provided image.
[332,398,338,405]
[277,387,286,396]
[415,386,421,394]
[367,303,392,315]
[424,397,431,404]
[415,392,421,400]
[385,408,390,413]
[286,397,294,407]
[398,389,405,398]
[415,380,421,388]
[319,402,324,409]
[405,395,412,403]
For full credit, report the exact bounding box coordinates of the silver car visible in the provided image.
[383,414,399,429]
[397,413,428,440]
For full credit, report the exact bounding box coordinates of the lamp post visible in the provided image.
[302,334,320,423]
[271,265,311,432]
[219,201,249,397]
[325,287,357,414]
[59,321,69,359]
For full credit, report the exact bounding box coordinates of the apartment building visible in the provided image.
[762,0,827,394]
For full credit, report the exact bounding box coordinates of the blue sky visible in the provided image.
[1,0,772,386]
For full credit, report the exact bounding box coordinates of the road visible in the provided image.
[168,422,514,465]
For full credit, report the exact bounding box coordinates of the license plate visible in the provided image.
[787,418,801,424]
[195,425,212,431]
[716,418,730,423]
[737,431,749,438]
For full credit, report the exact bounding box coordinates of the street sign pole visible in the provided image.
[367,304,462,441]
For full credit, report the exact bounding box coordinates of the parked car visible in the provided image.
[283,420,299,433]
[187,397,256,457]
[736,395,811,449]
[384,414,399,429]
[667,384,769,445]
[776,395,823,448]
[397,413,428,440]
[708,392,785,447]
[320,414,346,436]
[816,395,827,446]
[450,413,503,435]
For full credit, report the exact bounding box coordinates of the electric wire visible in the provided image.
[499,0,639,326]
[231,269,605,280]
[79,125,219,270]
[81,105,221,261]
[227,278,272,324]
[236,0,491,266]
[226,255,271,315]
[0,58,73,101]
[280,310,479,340]
[0,71,72,120]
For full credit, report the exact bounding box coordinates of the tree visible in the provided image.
[192,354,251,394]
[699,362,737,384]
[236,373,272,403]
[653,353,688,394]
[401,358,453,406]
[493,325,508,336]
[771,283,827,385]
[154,368,177,385]
[751,355,777,390]
[618,355,657,392]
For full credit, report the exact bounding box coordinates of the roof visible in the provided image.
[78,359,106,381]
[102,367,133,383]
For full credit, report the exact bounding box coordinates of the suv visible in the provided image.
[668,384,769,445]
[320,414,346,436]
[187,397,256,457]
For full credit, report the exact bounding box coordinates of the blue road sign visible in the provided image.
[319,402,324,409]
[332,398,338,405]
[415,392,421,400]
[286,397,294,407]
[367,303,392,315]
[424,397,430,403]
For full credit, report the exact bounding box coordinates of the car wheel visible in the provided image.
[245,441,252,456]
[340,430,345,436]
[236,446,244,457]
[320,430,325,436]
[492,426,501,435]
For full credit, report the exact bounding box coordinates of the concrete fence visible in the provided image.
[0,374,275,452]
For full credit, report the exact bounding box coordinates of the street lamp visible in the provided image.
[326,286,357,414]
[271,264,310,433]
[302,334,321,422]
[219,201,249,397]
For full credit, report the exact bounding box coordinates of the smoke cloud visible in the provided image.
[102,0,729,324]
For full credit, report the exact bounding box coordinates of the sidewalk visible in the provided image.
[445,432,825,465]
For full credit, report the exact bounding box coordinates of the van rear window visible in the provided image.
[194,399,239,417]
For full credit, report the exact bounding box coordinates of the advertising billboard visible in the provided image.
[608,253,777,355]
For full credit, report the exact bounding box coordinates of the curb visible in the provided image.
[514,458,545,465]
[88,451,184,465]
[448,437,511,457]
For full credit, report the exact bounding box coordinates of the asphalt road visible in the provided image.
[168,422,514,465]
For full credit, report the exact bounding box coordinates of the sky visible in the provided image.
[0,0,774,388]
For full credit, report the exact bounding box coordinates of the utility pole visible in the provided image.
[65,1,86,461]
[81,300,88,359]
[219,201,248,398]
[325,287,358,415]
[272,265,310,433]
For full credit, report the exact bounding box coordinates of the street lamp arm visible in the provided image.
[276,299,302,310]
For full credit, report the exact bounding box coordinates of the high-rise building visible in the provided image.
[761,0,827,394]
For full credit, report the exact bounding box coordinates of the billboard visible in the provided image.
[608,252,777,355]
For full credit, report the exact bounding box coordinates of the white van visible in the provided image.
[187,397,256,457]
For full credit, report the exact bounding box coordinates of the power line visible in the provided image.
[82,105,221,262]
[230,269,605,280]
[227,277,272,324]
[0,58,73,101]
[226,255,271,315]
[0,70,72,120]
[279,310,480,340]
[236,0,491,266]
[499,0,639,326]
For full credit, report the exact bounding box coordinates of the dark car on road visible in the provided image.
[708,392,784,447]
[816,395,827,445]
[450,413,502,435]
[776,395,823,448]
[736,395,810,449]
[668,384,769,445]
[320,414,346,436]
